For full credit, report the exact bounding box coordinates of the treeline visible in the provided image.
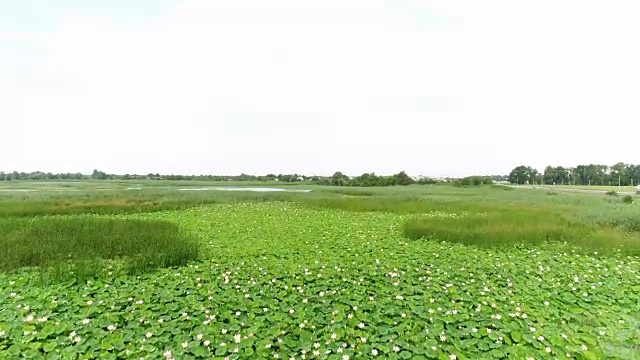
[314,171,440,187]
[509,163,640,186]
[0,169,442,187]
[0,170,317,183]
[453,176,494,187]
[0,169,504,188]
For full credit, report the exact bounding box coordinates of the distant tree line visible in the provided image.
[0,169,438,186]
[452,176,494,187]
[313,171,441,187]
[0,169,505,188]
[0,170,315,183]
[508,163,640,186]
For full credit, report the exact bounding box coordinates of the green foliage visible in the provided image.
[452,176,493,187]
[402,213,640,254]
[605,190,619,196]
[0,217,199,279]
[513,162,640,186]
[315,171,421,187]
[508,165,538,185]
[491,184,514,190]
[1,203,638,359]
[621,195,634,204]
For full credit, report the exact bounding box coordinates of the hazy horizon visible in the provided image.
[3,1,639,178]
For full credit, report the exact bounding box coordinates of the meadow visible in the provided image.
[1,181,639,359]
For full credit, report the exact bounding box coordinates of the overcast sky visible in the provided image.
[2,0,639,177]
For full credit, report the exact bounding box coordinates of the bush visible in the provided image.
[453,176,493,187]
[622,195,634,204]
[0,217,199,279]
[606,190,619,196]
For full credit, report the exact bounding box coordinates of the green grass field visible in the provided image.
[1,182,639,359]
[523,184,638,193]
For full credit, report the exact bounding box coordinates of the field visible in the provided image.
[1,182,640,359]
[519,185,638,193]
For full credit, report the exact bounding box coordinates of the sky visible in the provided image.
[2,0,639,177]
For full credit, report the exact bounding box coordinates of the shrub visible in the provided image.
[605,190,619,196]
[622,195,634,204]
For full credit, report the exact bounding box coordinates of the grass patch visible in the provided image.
[321,188,375,196]
[0,217,198,280]
[0,190,299,217]
[402,213,640,254]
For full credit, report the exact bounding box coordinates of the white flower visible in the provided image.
[204,340,211,346]
[107,325,116,331]
[393,345,400,352]
[342,355,349,360]
[163,351,172,358]
[331,333,337,340]
[313,343,320,348]
[545,347,551,353]
[358,322,365,329]
[196,333,203,341]
[234,334,241,343]
[221,329,228,334]
[449,355,457,360]
[86,301,93,305]
[581,344,588,351]
[146,332,153,338]
[598,330,605,336]
[82,319,90,325]
[371,349,378,356]
[73,336,82,343]
[181,342,188,348]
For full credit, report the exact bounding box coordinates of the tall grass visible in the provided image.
[0,190,299,217]
[402,213,640,254]
[0,217,199,280]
